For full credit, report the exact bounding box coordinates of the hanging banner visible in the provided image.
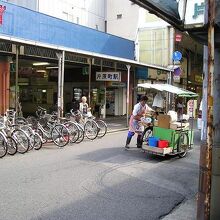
[96,72,121,82]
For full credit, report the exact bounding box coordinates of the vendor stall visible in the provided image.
[138,83,198,158]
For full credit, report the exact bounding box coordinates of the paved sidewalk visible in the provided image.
[105,116,128,133]
[162,196,197,220]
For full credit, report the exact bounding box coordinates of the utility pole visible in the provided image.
[197,0,214,219]
[210,0,220,216]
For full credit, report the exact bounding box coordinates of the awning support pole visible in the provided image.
[126,65,131,127]
[15,45,19,114]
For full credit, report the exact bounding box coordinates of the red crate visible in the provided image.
[158,140,169,148]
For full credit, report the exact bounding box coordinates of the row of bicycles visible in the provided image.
[0,107,107,158]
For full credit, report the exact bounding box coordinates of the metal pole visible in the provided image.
[15,45,19,113]
[126,65,131,126]
[61,50,65,117]
[88,58,92,106]
[57,52,62,118]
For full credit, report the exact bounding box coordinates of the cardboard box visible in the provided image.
[170,122,190,130]
[157,115,171,129]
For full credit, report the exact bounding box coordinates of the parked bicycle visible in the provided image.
[27,106,70,147]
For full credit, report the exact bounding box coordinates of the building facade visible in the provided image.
[0,1,170,117]
[106,0,204,106]
[3,0,106,31]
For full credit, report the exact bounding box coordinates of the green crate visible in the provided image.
[153,127,193,149]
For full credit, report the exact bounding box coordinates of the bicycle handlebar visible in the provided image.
[70,109,81,116]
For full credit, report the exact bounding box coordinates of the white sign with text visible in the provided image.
[96,72,121,82]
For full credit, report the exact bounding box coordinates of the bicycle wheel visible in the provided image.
[96,120,107,138]
[76,123,84,143]
[0,132,7,158]
[51,124,70,147]
[178,132,189,158]
[33,133,43,150]
[12,129,29,154]
[64,122,79,144]
[20,125,34,150]
[6,137,17,155]
[84,120,99,140]
[36,128,47,144]
[141,127,153,145]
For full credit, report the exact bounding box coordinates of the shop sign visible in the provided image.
[175,34,182,42]
[193,2,205,19]
[107,82,126,87]
[0,5,6,25]
[148,69,167,80]
[184,0,204,25]
[187,99,197,117]
[173,75,180,83]
[96,72,121,82]
[195,75,203,83]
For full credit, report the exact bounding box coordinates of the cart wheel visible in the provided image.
[142,127,153,144]
[178,132,189,158]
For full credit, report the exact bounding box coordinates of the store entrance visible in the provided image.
[106,88,126,117]
[106,89,115,116]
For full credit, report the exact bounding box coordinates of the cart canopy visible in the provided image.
[137,83,198,98]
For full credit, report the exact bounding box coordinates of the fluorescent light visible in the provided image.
[36,70,46,73]
[33,62,50,66]
[46,66,59,69]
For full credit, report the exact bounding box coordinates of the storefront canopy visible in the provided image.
[137,83,198,98]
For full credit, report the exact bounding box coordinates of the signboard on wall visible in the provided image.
[96,72,121,82]
[148,69,167,80]
[184,0,205,26]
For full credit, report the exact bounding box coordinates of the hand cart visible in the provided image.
[137,83,198,158]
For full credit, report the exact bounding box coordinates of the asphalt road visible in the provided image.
[0,130,200,220]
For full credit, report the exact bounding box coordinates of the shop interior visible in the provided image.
[9,56,128,118]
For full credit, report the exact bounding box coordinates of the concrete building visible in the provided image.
[3,0,106,31]
[0,1,170,117]
[106,0,204,105]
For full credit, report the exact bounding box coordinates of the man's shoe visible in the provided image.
[137,145,142,148]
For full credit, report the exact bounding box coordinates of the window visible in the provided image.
[117,14,122,19]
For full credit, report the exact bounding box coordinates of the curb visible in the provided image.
[107,128,128,134]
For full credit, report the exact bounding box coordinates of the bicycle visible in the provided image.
[0,122,17,156]
[4,110,29,154]
[27,107,70,147]
[68,110,99,140]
